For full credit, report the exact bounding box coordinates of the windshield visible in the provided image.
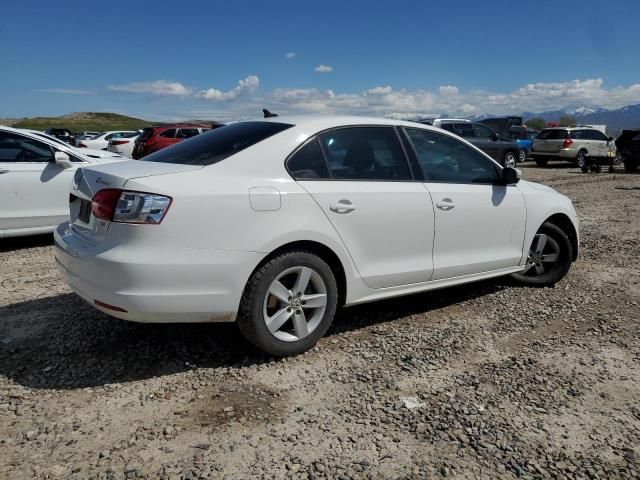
[143,121,293,166]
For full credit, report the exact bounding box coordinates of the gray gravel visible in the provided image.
[1,164,639,479]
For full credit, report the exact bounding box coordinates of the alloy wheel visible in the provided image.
[262,266,328,342]
[522,233,561,276]
[577,151,586,168]
[518,149,527,163]
[504,152,517,168]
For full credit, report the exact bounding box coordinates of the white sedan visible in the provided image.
[77,131,137,150]
[24,130,123,160]
[0,126,124,238]
[107,134,138,158]
[54,116,579,355]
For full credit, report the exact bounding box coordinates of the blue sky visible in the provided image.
[1,0,639,120]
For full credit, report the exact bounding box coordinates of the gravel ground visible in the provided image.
[1,164,639,480]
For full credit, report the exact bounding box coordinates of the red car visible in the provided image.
[132,124,218,159]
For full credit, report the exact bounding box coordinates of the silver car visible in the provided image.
[531,127,615,167]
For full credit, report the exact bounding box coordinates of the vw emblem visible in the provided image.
[74,168,83,185]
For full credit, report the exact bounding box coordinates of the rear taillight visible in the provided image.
[111,140,129,145]
[91,189,172,224]
[562,138,573,148]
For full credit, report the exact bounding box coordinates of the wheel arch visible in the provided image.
[249,240,348,307]
[544,213,579,261]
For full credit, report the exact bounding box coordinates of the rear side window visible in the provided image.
[444,123,475,138]
[317,127,412,181]
[144,121,293,166]
[287,139,329,179]
[537,129,568,140]
[571,130,586,139]
[159,129,176,138]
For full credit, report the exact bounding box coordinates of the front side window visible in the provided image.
[0,132,54,163]
[588,130,609,141]
[144,121,293,166]
[404,128,500,184]
[177,128,199,139]
[159,129,176,138]
[317,127,411,181]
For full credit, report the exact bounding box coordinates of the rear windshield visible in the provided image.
[143,121,293,166]
[537,129,568,140]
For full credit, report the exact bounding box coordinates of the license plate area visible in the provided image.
[78,199,92,223]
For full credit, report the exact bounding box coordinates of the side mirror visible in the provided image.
[54,151,73,169]
[608,136,614,142]
[502,166,520,185]
[491,132,499,141]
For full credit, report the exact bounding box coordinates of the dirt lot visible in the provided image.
[1,164,639,480]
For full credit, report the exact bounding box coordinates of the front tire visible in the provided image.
[511,222,573,287]
[237,251,338,356]
[518,149,528,163]
[503,151,517,168]
[576,150,587,168]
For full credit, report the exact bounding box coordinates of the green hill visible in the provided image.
[12,112,151,132]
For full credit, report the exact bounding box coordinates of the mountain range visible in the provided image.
[516,104,640,132]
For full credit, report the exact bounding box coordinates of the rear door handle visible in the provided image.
[0,169,9,174]
[330,199,356,214]
[436,198,456,210]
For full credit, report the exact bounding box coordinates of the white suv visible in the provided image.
[54,116,579,356]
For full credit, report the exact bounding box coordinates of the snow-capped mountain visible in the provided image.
[522,104,640,132]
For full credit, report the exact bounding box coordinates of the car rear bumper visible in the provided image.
[54,222,262,323]
[531,149,576,159]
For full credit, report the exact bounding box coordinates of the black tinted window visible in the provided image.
[449,123,475,138]
[144,121,293,166]
[177,128,199,139]
[0,132,54,162]
[405,128,499,184]
[287,139,329,179]
[138,128,154,141]
[571,130,586,139]
[318,127,411,181]
[159,129,176,138]
[588,130,608,141]
[537,129,568,140]
[474,124,495,139]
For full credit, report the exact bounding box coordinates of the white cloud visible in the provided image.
[34,88,93,95]
[438,85,459,95]
[285,52,297,59]
[107,80,191,96]
[199,75,260,101]
[367,86,393,95]
[314,64,333,73]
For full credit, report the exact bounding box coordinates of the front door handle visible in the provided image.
[330,199,356,214]
[0,169,9,174]
[436,198,456,210]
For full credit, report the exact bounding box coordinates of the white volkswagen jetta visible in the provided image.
[54,116,579,355]
[0,126,124,238]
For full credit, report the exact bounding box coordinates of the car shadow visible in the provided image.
[0,280,505,391]
[0,234,54,252]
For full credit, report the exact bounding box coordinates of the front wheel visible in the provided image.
[518,149,528,163]
[511,222,573,286]
[503,151,517,168]
[237,251,338,356]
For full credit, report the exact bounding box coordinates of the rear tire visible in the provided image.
[503,151,517,168]
[534,157,548,167]
[237,251,338,356]
[576,150,587,168]
[511,222,573,287]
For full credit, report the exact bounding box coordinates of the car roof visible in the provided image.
[259,115,450,131]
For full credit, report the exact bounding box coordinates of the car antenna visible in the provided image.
[263,109,278,118]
